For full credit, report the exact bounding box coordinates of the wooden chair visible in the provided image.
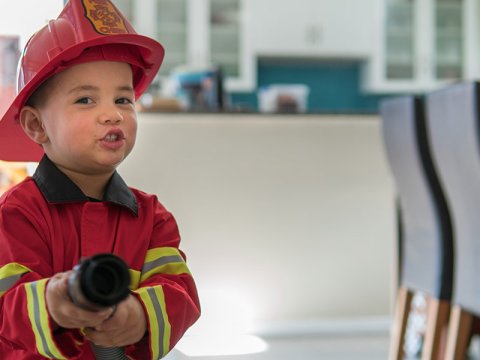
[426,82,480,360]
[380,96,454,360]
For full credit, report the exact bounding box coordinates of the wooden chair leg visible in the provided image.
[444,305,473,360]
[389,286,414,360]
[421,297,450,360]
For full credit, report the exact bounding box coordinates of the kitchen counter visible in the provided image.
[119,112,395,328]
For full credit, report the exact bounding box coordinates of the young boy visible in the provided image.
[0,0,200,359]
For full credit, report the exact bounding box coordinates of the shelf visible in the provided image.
[210,24,240,36]
[157,23,188,33]
[157,0,187,23]
[387,28,413,37]
[386,58,414,67]
[210,53,239,63]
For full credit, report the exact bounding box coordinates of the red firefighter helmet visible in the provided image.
[0,0,164,161]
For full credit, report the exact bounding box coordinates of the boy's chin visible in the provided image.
[97,154,129,169]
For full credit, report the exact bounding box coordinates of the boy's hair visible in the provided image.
[25,77,55,109]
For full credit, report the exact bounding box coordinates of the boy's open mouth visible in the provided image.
[102,130,125,142]
[104,133,120,142]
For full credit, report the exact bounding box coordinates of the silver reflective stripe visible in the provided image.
[142,255,184,274]
[0,273,22,293]
[147,287,166,356]
[31,282,56,359]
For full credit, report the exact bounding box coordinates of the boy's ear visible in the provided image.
[19,106,48,144]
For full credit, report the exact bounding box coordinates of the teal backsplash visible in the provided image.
[230,59,397,114]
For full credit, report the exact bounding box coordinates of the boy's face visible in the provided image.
[27,60,137,175]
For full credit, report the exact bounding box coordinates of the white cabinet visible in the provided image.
[364,0,480,93]
[121,0,254,92]
[249,0,375,58]
[155,0,189,77]
[207,0,255,90]
[250,1,316,55]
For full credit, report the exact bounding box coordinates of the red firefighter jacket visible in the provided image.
[0,156,200,359]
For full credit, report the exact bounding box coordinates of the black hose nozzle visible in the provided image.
[68,253,130,311]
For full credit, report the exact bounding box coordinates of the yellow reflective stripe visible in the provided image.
[135,286,171,359]
[25,279,66,359]
[0,263,31,296]
[129,269,141,290]
[141,247,190,283]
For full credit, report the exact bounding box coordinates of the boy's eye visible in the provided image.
[75,97,93,104]
[116,97,134,105]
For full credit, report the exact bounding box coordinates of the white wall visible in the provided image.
[119,113,396,332]
[0,1,64,48]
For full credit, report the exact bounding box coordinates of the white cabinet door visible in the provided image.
[156,0,189,76]
[365,0,470,93]
[250,0,320,55]
[315,0,375,57]
[208,0,254,90]
[250,0,374,57]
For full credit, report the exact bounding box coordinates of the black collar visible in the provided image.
[32,155,138,216]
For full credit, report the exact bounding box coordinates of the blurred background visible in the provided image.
[0,0,475,359]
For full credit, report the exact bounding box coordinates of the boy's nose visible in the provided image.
[98,109,123,124]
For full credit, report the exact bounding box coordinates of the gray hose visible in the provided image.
[91,343,128,360]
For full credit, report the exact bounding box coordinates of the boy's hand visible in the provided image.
[46,271,114,330]
[84,294,147,347]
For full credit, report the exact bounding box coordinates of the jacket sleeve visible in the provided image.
[0,200,82,359]
[127,200,201,360]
